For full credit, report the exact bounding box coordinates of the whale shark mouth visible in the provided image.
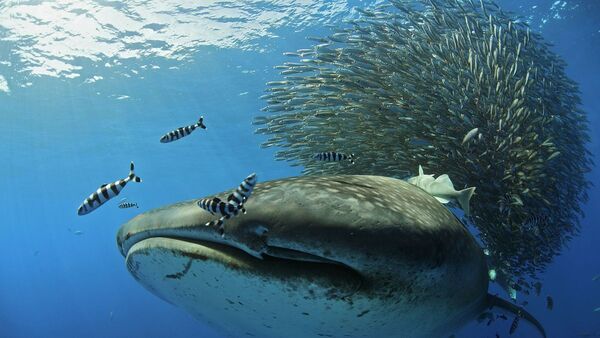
[121,229,365,288]
[125,233,351,266]
[123,234,367,305]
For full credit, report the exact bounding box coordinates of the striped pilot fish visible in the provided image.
[197,173,257,236]
[160,115,207,143]
[118,199,139,209]
[77,162,142,216]
[314,151,355,164]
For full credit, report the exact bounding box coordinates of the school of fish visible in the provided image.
[253,0,592,295]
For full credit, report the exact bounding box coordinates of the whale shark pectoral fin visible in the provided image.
[487,294,546,338]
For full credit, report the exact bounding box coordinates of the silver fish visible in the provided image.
[462,127,479,144]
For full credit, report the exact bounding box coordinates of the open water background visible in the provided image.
[0,1,598,337]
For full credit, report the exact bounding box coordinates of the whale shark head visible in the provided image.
[116,175,541,337]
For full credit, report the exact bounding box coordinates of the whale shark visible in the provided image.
[116,175,545,338]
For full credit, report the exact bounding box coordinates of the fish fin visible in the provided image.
[101,183,108,188]
[433,196,451,204]
[487,294,546,338]
[198,115,206,129]
[418,165,424,176]
[128,161,142,183]
[434,174,454,187]
[457,186,476,216]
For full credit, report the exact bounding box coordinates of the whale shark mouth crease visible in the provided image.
[121,229,366,288]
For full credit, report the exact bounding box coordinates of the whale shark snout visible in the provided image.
[117,175,542,338]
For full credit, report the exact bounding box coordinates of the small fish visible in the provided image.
[522,215,550,232]
[197,173,257,236]
[77,162,142,215]
[118,200,139,209]
[546,296,554,310]
[68,228,83,235]
[407,165,476,216]
[477,311,494,323]
[593,274,600,281]
[462,127,479,144]
[547,151,561,160]
[509,316,520,335]
[314,151,355,164]
[533,281,542,296]
[497,314,508,320]
[508,287,517,300]
[160,115,206,143]
[488,269,496,281]
[594,307,600,312]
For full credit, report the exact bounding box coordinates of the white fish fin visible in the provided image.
[457,186,476,217]
[434,174,454,188]
[433,196,451,204]
[418,165,424,176]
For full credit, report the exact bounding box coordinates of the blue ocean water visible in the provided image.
[0,1,598,337]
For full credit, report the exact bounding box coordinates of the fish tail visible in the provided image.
[197,115,206,129]
[348,153,356,164]
[457,186,476,216]
[487,294,546,338]
[128,161,142,183]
